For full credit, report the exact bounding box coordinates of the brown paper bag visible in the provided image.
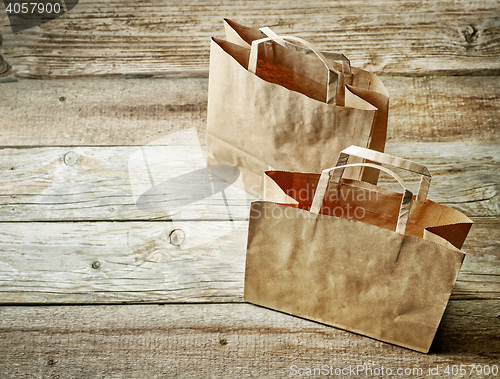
[223,18,389,171]
[207,20,389,199]
[244,146,473,353]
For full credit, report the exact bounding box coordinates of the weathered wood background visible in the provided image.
[0,0,499,377]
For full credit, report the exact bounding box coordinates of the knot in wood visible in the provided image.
[63,151,79,166]
[463,25,479,44]
[169,229,185,246]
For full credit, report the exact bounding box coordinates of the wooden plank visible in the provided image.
[1,76,499,146]
[0,1,499,78]
[0,141,497,304]
[0,145,255,222]
[380,143,500,218]
[0,221,248,304]
[0,218,497,304]
[383,76,500,143]
[455,217,500,300]
[0,77,210,147]
[0,302,498,378]
[0,142,497,221]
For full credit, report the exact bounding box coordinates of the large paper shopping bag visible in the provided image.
[223,18,389,183]
[244,146,472,352]
[207,20,389,199]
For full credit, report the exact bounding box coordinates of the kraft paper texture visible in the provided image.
[207,20,389,199]
[244,146,472,353]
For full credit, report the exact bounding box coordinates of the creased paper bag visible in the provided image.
[244,146,472,353]
[207,20,389,199]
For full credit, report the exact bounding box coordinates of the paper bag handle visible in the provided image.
[258,27,352,80]
[310,162,413,235]
[248,35,341,105]
[333,146,431,203]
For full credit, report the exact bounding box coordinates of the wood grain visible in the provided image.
[1,76,499,147]
[0,302,498,378]
[0,77,210,147]
[0,142,497,221]
[0,217,497,304]
[0,0,497,371]
[0,221,248,304]
[380,143,500,218]
[0,0,499,79]
[383,76,500,143]
[0,145,255,222]
[0,141,496,304]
